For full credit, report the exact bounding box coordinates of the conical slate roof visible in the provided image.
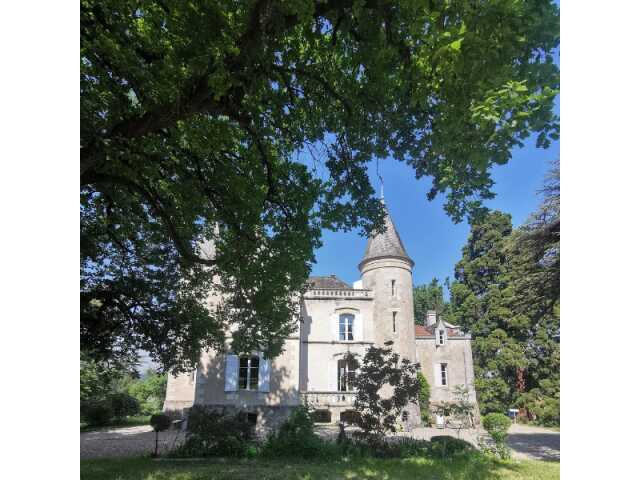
[359,203,414,269]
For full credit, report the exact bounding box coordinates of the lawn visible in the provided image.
[81,415,152,432]
[81,455,559,480]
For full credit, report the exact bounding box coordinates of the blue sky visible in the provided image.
[310,116,559,292]
[311,35,560,294]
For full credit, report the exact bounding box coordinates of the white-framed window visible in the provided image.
[392,311,397,333]
[339,313,354,341]
[438,329,445,345]
[440,363,448,386]
[337,358,357,391]
[391,279,396,297]
[239,355,260,390]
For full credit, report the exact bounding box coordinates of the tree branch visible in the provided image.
[84,172,218,266]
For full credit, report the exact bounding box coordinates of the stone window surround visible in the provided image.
[333,307,362,343]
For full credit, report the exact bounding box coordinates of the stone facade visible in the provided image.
[164,202,477,432]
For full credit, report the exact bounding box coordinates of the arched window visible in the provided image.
[339,313,354,341]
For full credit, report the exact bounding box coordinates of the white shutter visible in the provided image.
[330,313,338,340]
[433,363,441,387]
[258,354,271,392]
[327,358,337,391]
[354,314,363,341]
[224,354,239,391]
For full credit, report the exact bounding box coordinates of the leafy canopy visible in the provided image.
[81,0,559,372]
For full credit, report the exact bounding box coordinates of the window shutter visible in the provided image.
[258,354,271,392]
[354,314,363,341]
[433,363,441,387]
[330,313,338,340]
[224,354,239,392]
[327,358,337,391]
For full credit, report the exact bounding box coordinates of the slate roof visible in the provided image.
[359,204,413,268]
[307,275,352,289]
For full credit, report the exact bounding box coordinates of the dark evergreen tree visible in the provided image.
[449,164,559,424]
[413,278,446,324]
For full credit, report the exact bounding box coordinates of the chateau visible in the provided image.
[164,202,477,430]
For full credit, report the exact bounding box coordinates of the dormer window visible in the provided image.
[438,329,445,345]
[339,313,354,341]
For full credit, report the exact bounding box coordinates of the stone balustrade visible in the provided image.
[300,391,356,407]
[303,288,373,299]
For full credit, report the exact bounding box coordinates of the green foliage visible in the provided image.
[482,413,512,458]
[150,413,172,432]
[416,372,431,425]
[429,436,474,458]
[127,370,167,415]
[82,454,561,480]
[109,392,140,419]
[92,454,561,480]
[448,164,560,425]
[81,0,560,372]
[262,405,325,459]
[516,381,560,427]
[172,406,254,458]
[349,344,420,441]
[414,278,446,324]
[80,353,135,402]
[81,400,114,427]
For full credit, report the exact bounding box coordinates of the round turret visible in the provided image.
[358,205,416,363]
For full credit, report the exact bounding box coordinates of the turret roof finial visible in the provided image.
[377,157,385,204]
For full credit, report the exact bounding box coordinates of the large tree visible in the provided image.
[413,277,446,324]
[448,164,560,423]
[81,0,559,372]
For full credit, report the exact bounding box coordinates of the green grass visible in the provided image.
[81,455,559,480]
[81,415,152,432]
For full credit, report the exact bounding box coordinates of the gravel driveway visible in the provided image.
[81,425,185,459]
[506,424,560,461]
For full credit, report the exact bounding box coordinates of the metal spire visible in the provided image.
[377,157,385,204]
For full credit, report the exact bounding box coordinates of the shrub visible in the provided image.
[262,405,325,459]
[417,372,431,426]
[172,406,254,458]
[482,413,511,443]
[149,413,172,457]
[81,400,114,426]
[109,392,140,419]
[150,413,172,432]
[482,413,512,459]
[429,435,474,457]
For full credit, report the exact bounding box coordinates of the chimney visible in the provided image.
[426,310,437,327]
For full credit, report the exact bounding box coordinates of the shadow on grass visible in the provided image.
[81,453,559,480]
